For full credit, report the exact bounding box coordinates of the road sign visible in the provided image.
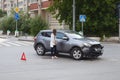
[14,7,19,13]
[79,15,86,22]
[79,15,86,36]
[14,13,20,20]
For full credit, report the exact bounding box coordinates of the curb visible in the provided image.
[18,38,34,42]
[0,36,7,39]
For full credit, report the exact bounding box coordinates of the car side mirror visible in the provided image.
[62,37,69,40]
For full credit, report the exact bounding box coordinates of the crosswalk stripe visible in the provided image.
[0,43,11,46]
[21,41,33,45]
[0,41,33,47]
[6,42,21,46]
[0,45,2,47]
[13,41,31,46]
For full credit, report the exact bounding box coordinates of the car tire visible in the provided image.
[71,47,83,60]
[36,44,45,56]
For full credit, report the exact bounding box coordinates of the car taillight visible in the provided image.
[34,37,37,42]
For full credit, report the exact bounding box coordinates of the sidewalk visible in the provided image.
[18,36,34,42]
[88,37,120,43]
[0,35,34,42]
[0,35,8,39]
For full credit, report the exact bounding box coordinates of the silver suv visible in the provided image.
[34,30,103,60]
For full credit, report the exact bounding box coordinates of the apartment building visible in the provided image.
[0,0,67,29]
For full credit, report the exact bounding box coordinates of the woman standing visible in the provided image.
[50,29,58,59]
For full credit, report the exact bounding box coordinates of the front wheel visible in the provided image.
[36,44,45,56]
[71,47,83,60]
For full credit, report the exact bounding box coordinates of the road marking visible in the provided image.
[0,41,33,47]
[0,45,2,47]
[6,42,21,46]
[0,38,7,43]
[0,43,11,46]
[21,41,33,45]
[13,41,30,46]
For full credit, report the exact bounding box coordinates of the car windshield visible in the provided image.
[65,31,84,39]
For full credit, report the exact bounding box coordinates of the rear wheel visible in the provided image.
[36,44,45,56]
[71,47,83,60]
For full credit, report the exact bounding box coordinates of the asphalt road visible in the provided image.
[0,38,120,80]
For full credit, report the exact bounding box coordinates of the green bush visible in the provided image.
[0,16,15,34]
[0,14,48,36]
[18,14,31,35]
[30,15,48,36]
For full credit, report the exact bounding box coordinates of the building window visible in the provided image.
[18,1,23,7]
[31,0,38,3]
[20,8,23,11]
[14,3,16,7]
[28,0,30,3]
[4,4,7,8]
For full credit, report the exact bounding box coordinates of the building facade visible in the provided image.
[0,0,67,29]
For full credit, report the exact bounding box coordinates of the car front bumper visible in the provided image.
[82,44,103,58]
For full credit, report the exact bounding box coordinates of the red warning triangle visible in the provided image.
[21,52,26,60]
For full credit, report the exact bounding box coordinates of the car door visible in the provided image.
[56,32,69,52]
[41,32,51,50]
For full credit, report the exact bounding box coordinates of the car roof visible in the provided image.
[40,29,74,33]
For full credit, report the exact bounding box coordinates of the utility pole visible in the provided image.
[16,0,18,32]
[38,0,41,15]
[73,0,75,31]
[15,0,19,37]
[117,2,120,42]
[119,8,120,42]
[0,0,2,11]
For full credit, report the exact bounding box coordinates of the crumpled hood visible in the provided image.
[73,37,100,45]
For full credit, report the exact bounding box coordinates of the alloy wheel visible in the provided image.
[71,47,83,60]
[36,44,45,55]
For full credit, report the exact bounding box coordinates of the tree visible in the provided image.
[18,13,31,35]
[0,9,7,17]
[0,16,15,34]
[30,16,48,36]
[49,0,119,37]
[0,12,48,35]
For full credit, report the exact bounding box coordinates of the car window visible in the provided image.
[37,32,42,36]
[56,32,66,39]
[41,32,51,37]
[46,32,51,37]
[41,32,45,36]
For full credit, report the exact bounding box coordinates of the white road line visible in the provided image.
[6,42,21,46]
[21,41,33,45]
[0,41,33,47]
[0,43,11,46]
[13,41,30,46]
[0,45,2,47]
[0,38,7,43]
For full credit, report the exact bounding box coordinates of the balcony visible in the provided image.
[41,0,52,9]
[29,0,52,11]
[29,3,38,11]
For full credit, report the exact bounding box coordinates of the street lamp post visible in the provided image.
[15,0,19,37]
[117,2,120,42]
[73,0,75,31]
[37,0,42,15]
[118,7,120,42]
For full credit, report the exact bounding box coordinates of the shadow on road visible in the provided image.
[36,52,103,61]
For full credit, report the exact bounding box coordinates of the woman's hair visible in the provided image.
[53,29,56,35]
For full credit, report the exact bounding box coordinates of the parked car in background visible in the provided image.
[34,30,104,60]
